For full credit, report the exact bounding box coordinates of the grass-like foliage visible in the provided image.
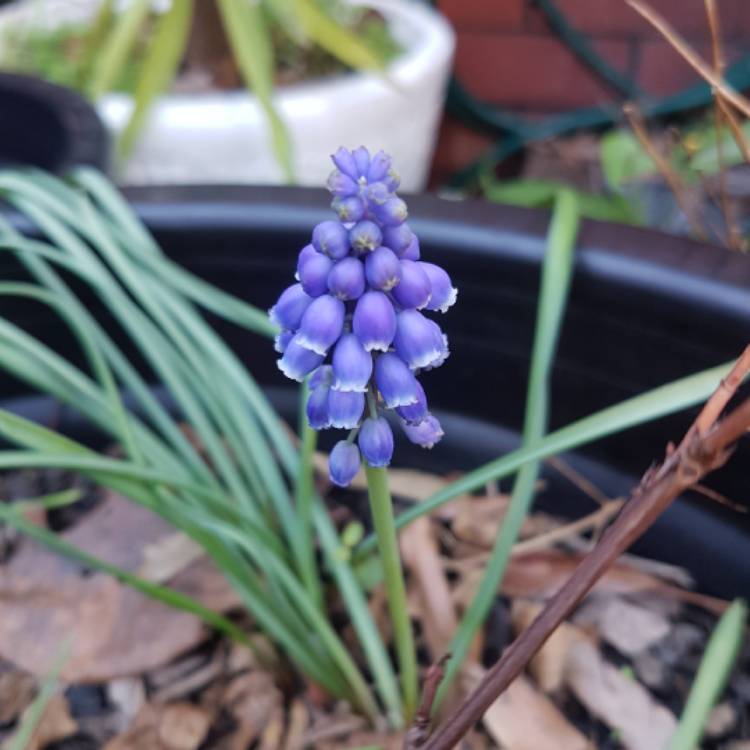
[0,169,737,729]
[0,167,398,724]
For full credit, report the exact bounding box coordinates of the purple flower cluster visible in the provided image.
[270,147,456,487]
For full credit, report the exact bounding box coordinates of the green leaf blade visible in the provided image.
[216,0,294,181]
[118,0,195,160]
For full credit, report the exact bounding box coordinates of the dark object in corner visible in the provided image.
[0,72,108,173]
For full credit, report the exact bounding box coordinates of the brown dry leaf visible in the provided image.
[502,550,669,598]
[0,493,241,681]
[565,641,676,750]
[104,702,211,750]
[65,494,240,612]
[137,532,204,584]
[282,699,309,750]
[158,703,212,750]
[226,634,278,674]
[463,730,492,750]
[316,729,404,750]
[573,595,671,656]
[511,600,588,693]
[502,549,729,615]
[401,517,457,657]
[3,694,77,750]
[0,667,36,723]
[302,713,367,747]
[259,706,285,750]
[453,548,676,612]
[463,666,593,750]
[705,702,737,738]
[107,678,146,734]
[149,651,223,704]
[216,671,283,750]
[500,550,725,614]
[452,495,510,548]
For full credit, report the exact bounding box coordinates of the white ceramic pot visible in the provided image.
[0,0,454,189]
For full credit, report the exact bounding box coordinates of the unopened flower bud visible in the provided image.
[359,417,394,468]
[329,441,361,486]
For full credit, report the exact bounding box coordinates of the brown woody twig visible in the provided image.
[704,0,742,249]
[626,0,750,119]
[421,348,750,750]
[624,102,707,240]
[716,96,750,164]
[404,654,451,749]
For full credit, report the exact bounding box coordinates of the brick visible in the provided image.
[453,32,631,110]
[526,0,747,40]
[438,0,524,31]
[634,39,746,96]
[736,2,750,37]
[429,115,495,186]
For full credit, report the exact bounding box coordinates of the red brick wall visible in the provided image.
[431,0,750,183]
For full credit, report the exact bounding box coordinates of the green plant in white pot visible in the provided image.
[0,0,454,188]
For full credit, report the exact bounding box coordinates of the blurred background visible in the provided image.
[1,0,749,246]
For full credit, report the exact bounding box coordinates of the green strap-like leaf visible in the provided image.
[437,190,579,704]
[217,0,294,181]
[668,599,747,750]
[87,0,152,99]
[118,0,195,160]
[293,0,385,72]
[76,0,116,90]
[7,640,71,750]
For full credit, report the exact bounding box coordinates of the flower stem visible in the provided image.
[294,422,324,610]
[294,381,324,611]
[364,463,418,720]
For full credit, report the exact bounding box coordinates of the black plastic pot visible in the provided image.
[1,186,749,598]
[0,72,108,172]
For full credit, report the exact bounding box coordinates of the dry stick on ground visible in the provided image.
[442,499,625,573]
[420,347,750,750]
[704,0,742,250]
[623,103,708,240]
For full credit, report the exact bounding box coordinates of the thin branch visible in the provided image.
[624,103,707,240]
[547,456,611,507]
[677,344,750,447]
[704,0,741,250]
[715,96,750,164]
[441,499,624,572]
[704,0,724,73]
[421,348,750,750]
[692,483,747,513]
[405,655,451,749]
[626,0,750,119]
[512,499,624,556]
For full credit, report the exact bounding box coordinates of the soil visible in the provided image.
[0,463,748,749]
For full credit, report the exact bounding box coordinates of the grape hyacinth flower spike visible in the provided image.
[270,146,457,487]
